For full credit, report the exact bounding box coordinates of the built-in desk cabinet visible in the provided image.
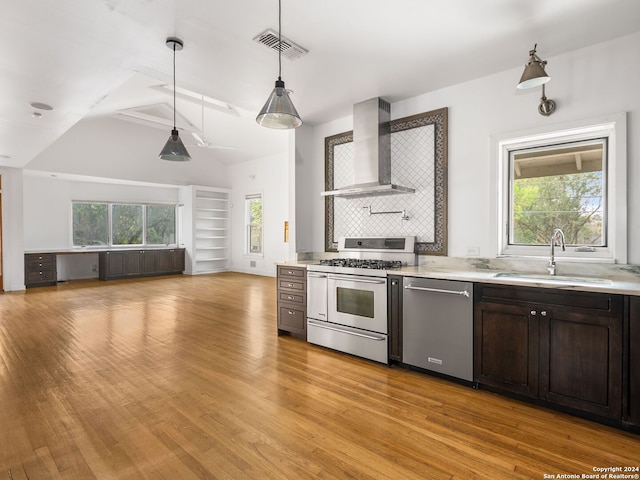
[98,248,185,280]
[24,253,57,288]
[474,283,624,421]
[277,265,307,338]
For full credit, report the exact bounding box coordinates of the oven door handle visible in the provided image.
[404,285,470,298]
[307,272,328,278]
[308,320,385,341]
[327,274,386,284]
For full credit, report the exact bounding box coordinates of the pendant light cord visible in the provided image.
[172,43,177,129]
[278,0,282,81]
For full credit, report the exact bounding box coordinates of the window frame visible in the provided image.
[507,137,608,248]
[244,193,263,257]
[492,113,627,263]
[71,201,178,249]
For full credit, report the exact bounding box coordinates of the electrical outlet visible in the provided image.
[465,247,480,257]
[250,261,257,268]
[91,264,98,272]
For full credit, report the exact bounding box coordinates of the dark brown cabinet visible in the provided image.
[474,283,623,421]
[474,300,539,398]
[629,296,640,427]
[277,265,306,338]
[388,275,403,362]
[99,248,185,280]
[157,249,185,273]
[24,253,57,288]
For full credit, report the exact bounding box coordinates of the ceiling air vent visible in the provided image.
[253,29,308,61]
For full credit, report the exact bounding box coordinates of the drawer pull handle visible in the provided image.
[530,310,537,315]
[288,310,295,315]
[541,311,547,316]
[287,283,294,287]
[287,270,294,275]
[287,296,294,300]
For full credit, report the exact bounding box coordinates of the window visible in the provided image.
[72,202,177,247]
[494,114,627,262]
[112,204,143,245]
[73,202,108,246]
[510,140,606,247]
[146,204,176,245]
[245,194,263,255]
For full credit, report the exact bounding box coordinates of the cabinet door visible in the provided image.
[630,297,640,427]
[157,250,172,273]
[388,275,402,362]
[539,309,622,419]
[124,251,143,276]
[172,249,185,272]
[105,251,126,277]
[474,301,539,397]
[142,250,158,274]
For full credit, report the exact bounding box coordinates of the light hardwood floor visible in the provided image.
[0,272,638,479]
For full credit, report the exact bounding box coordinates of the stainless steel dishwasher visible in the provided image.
[402,277,473,381]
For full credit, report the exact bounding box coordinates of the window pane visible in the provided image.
[73,203,108,246]
[246,195,263,254]
[510,141,605,246]
[146,205,175,245]
[112,204,143,245]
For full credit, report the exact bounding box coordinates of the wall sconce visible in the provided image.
[517,44,556,116]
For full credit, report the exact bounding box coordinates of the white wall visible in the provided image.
[298,32,640,264]
[22,173,181,251]
[26,116,231,188]
[228,152,290,277]
[1,168,25,291]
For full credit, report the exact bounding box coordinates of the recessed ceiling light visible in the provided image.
[32,111,43,118]
[30,102,53,111]
[0,154,11,159]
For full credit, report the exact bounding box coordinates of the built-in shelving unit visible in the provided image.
[180,185,231,275]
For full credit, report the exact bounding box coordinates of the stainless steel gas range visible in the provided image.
[306,236,416,363]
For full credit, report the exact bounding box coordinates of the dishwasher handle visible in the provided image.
[404,284,470,298]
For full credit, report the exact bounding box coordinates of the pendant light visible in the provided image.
[159,37,192,161]
[256,0,302,129]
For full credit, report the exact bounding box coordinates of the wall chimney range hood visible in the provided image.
[322,98,415,198]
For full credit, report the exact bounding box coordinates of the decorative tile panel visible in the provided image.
[325,108,448,255]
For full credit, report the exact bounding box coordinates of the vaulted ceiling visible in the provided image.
[2,0,640,171]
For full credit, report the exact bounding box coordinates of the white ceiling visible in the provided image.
[2,0,640,170]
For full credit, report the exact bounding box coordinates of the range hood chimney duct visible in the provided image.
[322,97,415,198]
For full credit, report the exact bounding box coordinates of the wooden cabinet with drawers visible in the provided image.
[25,253,57,288]
[277,265,307,338]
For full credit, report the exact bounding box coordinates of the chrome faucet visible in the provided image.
[548,228,566,275]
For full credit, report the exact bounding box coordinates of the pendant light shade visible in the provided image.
[160,37,191,161]
[517,44,551,89]
[256,78,302,129]
[256,0,302,129]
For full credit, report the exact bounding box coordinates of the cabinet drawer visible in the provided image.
[25,254,55,271]
[26,269,56,283]
[278,279,305,292]
[279,292,305,304]
[277,266,305,278]
[278,305,306,330]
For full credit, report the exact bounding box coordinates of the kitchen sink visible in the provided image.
[492,272,612,286]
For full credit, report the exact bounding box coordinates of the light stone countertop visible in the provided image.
[277,259,640,296]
